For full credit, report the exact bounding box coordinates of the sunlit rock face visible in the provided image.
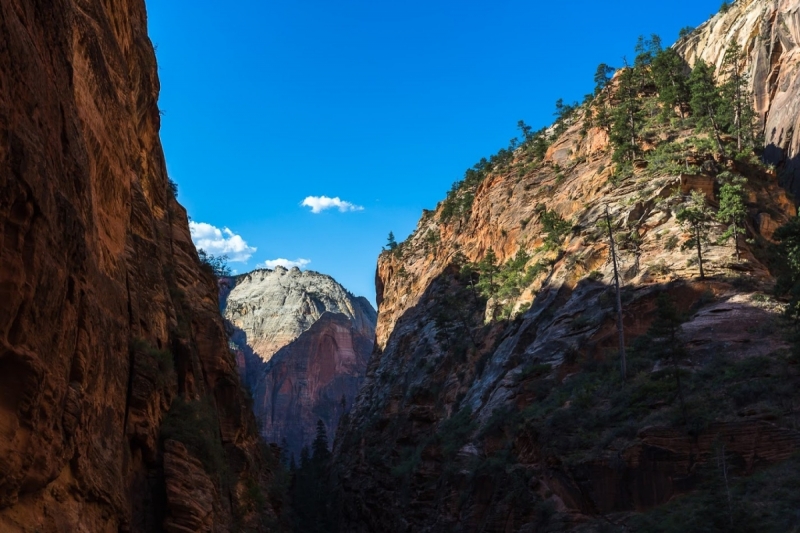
[221,267,376,456]
[676,0,800,195]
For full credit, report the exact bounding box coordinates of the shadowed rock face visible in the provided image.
[675,0,800,196]
[0,0,278,531]
[221,268,376,457]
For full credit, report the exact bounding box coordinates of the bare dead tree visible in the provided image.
[605,206,627,380]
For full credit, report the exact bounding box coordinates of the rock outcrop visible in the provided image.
[333,2,800,530]
[0,0,281,531]
[676,0,800,195]
[221,268,376,457]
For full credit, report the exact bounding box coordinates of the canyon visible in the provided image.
[2,0,800,531]
[220,267,375,458]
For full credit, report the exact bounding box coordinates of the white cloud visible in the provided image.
[262,258,311,270]
[301,196,364,214]
[189,222,256,263]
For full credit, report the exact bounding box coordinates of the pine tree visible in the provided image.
[716,173,748,261]
[689,59,726,156]
[648,293,689,424]
[652,48,690,119]
[593,63,615,96]
[517,120,533,143]
[633,34,662,88]
[476,247,500,298]
[773,217,800,320]
[676,191,713,279]
[610,62,643,162]
[591,64,615,132]
[311,420,331,465]
[719,41,754,152]
[386,231,398,251]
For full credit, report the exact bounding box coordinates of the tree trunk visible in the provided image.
[733,221,740,261]
[735,72,743,152]
[708,110,726,158]
[606,207,627,381]
[696,225,705,279]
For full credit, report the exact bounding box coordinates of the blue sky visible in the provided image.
[147,0,721,304]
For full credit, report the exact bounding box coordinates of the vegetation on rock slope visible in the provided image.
[332,27,800,532]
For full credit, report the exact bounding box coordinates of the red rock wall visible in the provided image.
[0,1,279,531]
[247,312,373,457]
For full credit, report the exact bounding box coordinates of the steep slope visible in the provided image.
[333,3,800,531]
[0,1,282,531]
[221,267,376,457]
[676,0,800,193]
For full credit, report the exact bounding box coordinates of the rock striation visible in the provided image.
[676,0,800,195]
[221,267,376,457]
[0,0,281,531]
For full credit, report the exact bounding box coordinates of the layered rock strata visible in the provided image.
[0,0,280,531]
[221,267,376,457]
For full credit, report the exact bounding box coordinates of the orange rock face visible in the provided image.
[0,1,279,531]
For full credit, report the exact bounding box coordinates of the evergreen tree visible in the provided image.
[476,247,500,298]
[593,63,615,96]
[553,99,577,137]
[773,217,800,321]
[386,231,398,251]
[539,207,572,251]
[531,128,550,161]
[291,425,336,532]
[610,62,643,162]
[197,249,231,277]
[648,293,689,423]
[773,216,800,366]
[652,48,690,119]
[716,173,748,261]
[689,59,726,155]
[591,64,615,132]
[517,119,533,143]
[719,41,755,152]
[633,34,662,83]
[676,190,712,280]
[311,420,331,465]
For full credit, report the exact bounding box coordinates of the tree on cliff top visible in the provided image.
[197,248,231,277]
[385,231,398,251]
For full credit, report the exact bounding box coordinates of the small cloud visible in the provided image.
[262,258,311,270]
[301,195,364,214]
[189,222,256,263]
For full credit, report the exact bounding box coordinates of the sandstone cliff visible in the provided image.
[221,267,376,457]
[0,1,281,531]
[333,2,800,530]
[676,0,800,194]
